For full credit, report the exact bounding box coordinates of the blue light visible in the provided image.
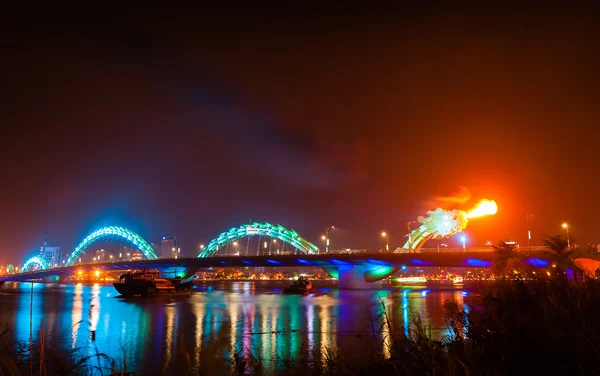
[266,259,281,265]
[421,290,430,297]
[401,265,407,270]
[526,257,550,267]
[330,259,351,266]
[411,259,434,266]
[367,258,390,266]
[220,261,228,264]
[465,258,492,267]
[461,236,466,243]
[462,291,468,296]
[242,260,253,265]
[296,258,311,265]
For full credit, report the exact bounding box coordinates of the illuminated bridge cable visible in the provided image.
[66,226,157,266]
[197,222,320,257]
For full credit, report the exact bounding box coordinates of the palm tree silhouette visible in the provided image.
[543,235,578,280]
[492,241,522,277]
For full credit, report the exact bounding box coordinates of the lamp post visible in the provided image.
[324,226,334,253]
[461,233,466,251]
[562,223,570,251]
[526,213,532,253]
[381,231,389,252]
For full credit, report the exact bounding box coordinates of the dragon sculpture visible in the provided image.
[399,199,497,252]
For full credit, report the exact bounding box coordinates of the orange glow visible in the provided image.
[465,199,498,219]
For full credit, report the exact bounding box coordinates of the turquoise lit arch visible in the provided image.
[22,256,51,272]
[66,226,157,266]
[198,222,320,257]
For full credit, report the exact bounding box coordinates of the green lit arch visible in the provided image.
[66,226,157,266]
[22,256,51,272]
[198,222,320,257]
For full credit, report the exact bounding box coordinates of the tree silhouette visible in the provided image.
[543,235,578,280]
[492,241,522,277]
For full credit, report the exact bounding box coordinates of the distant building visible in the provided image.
[40,234,61,267]
[161,236,178,258]
[131,251,143,260]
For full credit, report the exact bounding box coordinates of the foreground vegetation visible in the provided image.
[230,280,600,376]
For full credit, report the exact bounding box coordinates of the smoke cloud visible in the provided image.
[427,186,472,208]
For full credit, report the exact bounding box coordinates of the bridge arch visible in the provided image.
[66,226,158,266]
[22,256,50,272]
[198,222,319,257]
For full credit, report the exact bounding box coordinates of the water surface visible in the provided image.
[0,281,469,375]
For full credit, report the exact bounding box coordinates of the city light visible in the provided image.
[95,270,100,277]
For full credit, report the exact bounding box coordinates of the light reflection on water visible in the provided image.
[0,281,469,375]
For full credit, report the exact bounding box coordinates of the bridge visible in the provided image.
[0,252,555,288]
[1,222,596,289]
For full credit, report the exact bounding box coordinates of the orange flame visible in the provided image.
[465,199,498,219]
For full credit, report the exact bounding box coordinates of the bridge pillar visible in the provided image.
[338,265,384,290]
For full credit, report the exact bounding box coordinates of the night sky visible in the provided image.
[2,4,600,264]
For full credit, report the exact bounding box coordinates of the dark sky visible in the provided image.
[2,4,600,264]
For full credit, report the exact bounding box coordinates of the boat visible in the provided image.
[452,276,464,284]
[112,269,194,297]
[283,277,313,294]
[391,276,428,287]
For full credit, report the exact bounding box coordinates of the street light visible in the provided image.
[526,213,533,252]
[199,244,205,250]
[562,223,571,250]
[324,226,334,253]
[381,231,389,252]
[461,233,467,250]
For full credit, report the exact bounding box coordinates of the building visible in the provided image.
[40,235,61,267]
[161,236,179,258]
[131,251,143,261]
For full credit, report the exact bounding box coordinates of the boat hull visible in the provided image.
[283,287,313,295]
[113,277,193,297]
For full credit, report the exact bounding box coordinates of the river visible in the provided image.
[0,281,470,375]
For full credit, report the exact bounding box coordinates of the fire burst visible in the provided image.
[466,199,498,219]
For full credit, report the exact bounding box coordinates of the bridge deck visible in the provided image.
[0,251,558,282]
